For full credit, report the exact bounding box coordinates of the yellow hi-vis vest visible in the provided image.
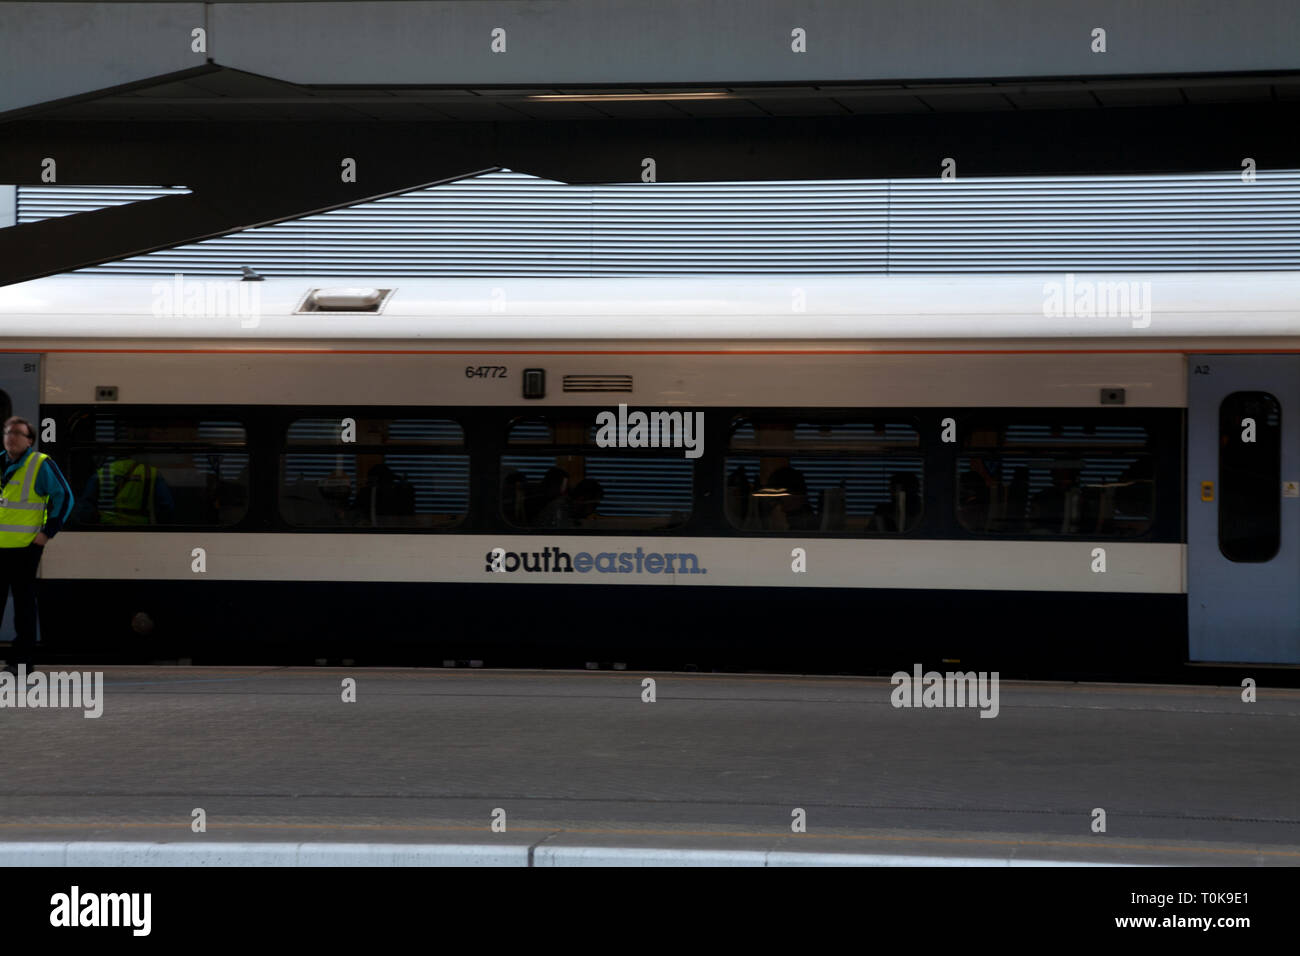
[98,459,157,526]
[0,451,49,548]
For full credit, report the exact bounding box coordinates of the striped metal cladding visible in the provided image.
[15,169,1300,275]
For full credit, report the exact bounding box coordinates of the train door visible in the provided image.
[0,353,42,643]
[1187,354,1300,664]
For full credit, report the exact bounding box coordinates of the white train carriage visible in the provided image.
[0,272,1297,672]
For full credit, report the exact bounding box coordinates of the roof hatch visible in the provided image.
[298,288,393,313]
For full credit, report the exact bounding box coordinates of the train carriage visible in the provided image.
[0,272,1297,675]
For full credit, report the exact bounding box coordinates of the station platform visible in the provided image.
[0,667,1296,866]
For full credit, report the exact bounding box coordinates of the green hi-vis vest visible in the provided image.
[98,459,157,526]
[0,451,49,547]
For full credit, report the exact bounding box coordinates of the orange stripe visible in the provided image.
[3,346,1300,356]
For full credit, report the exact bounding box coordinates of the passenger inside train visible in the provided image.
[757,466,819,531]
[871,472,921,533]
[535,477,605,529]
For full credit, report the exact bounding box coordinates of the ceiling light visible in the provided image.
[526,92,733,102]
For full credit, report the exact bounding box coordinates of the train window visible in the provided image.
[725,418,923,533]
[957,420,1153,536]
[1218,392,1281,562]
[507,418,555,445]
[67,414,250,528]
[501,415,692,530]
[285,417,463,445]
[71,414,246,445]
[280,417,467,529]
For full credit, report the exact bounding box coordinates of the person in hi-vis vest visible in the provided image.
[77,456,175,526]
[0,416,73,674]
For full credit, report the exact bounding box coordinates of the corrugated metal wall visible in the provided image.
[16,168,1300,275]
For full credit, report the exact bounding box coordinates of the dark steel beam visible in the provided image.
[3,104,1297,189]
[0,169,498,287]
[2,102,1297,285]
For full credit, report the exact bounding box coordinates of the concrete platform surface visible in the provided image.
[0,667,1296,866]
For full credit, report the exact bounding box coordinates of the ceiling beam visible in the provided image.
[2,104,1296,187]
[0,168,497,287]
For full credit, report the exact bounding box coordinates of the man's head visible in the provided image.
[571,478,604,518]
[2,416,33,460]
[766,466,808,513]
[540,466,569,497]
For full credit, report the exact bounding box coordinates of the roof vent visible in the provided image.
[299,288,393,313]
[562,374,633,393]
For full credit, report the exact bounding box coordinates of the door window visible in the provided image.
[1218,391,1281,562]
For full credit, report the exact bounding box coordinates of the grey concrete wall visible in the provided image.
[0,3,207,115]
[4,1,1300,117]
[203,0,1300,83]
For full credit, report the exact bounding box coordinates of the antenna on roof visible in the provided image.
[240,266,264,282]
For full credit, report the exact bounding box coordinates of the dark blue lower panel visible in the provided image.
[33,579,1188,679]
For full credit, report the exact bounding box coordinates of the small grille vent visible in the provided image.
[562,374,633,393]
